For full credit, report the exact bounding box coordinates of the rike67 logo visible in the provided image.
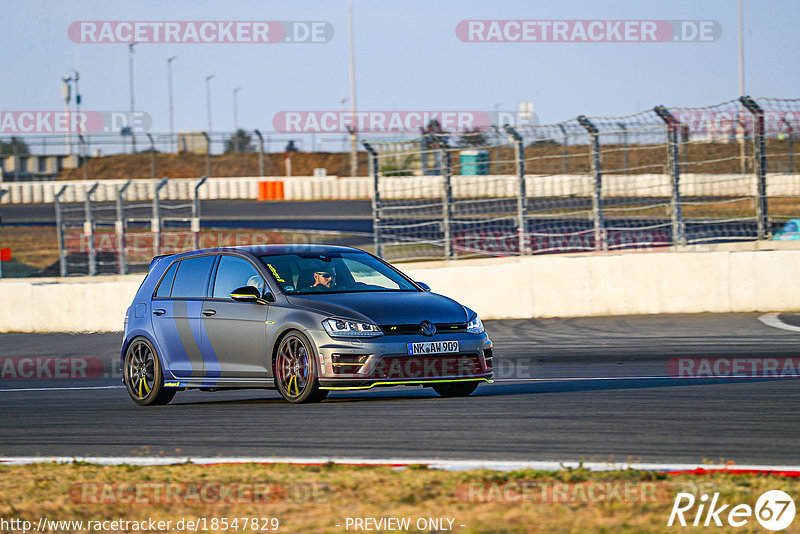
[668,490,796,530]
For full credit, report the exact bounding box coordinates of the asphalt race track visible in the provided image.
[2,313,799,464]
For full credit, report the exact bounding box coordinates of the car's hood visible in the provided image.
[286,291,468,325]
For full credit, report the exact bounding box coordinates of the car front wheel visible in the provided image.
[274,331,329,404]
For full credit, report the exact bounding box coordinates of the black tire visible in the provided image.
[432,381,481,398]
[123,337,176,406]
[273,331,329,404]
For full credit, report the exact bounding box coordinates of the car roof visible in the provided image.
[161,244,365,261]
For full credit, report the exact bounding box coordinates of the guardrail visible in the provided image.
[1,242,800,332]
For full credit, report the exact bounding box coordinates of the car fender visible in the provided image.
[120,329,173,379]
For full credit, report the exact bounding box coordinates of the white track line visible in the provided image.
[759,312,800,333]
[0,385,124,393]
[0,456,798,474]
[2,374,797,394]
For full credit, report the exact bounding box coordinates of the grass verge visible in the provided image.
[0,463,799,533]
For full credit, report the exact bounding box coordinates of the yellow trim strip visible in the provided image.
[267,264,285,283]
[331,362,365,366]
[320,378,492,391]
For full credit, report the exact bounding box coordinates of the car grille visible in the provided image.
[379,323,468,335]
[369,354,483,380]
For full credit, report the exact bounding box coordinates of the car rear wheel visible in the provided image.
[274,331,329,404]
[124,338,176,406]
[432,381,481,398]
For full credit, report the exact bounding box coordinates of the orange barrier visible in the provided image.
[257,181,285,201]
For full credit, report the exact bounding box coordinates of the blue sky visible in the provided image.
[3,0,799,137]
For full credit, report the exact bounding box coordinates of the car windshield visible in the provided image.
[258,251,419,294]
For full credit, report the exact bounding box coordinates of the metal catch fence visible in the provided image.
[55,177,206,276]
[364,96,800,262]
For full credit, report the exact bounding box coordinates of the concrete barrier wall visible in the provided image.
[1,243,799,332]
[3,173,800,204]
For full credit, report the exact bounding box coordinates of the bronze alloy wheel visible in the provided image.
[274,331,328,403]
[124,338,176,406]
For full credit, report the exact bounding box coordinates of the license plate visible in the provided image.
[407,340,459,355]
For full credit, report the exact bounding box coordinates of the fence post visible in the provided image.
[254,129,265,176]
[147,133,156,179]
[784,118,794,174]
[84,182,99,276]
[505,125,528,255]
[0,190,5,278]
[362,141,382,258]
[153,177,168,256]
[557,123,569,173]
[577,116,607,251]
[617,122,629,174]
[55,186,67,277]
[438,137,454,259]
[202,132,211,178]
[655,106,685,247]
[116,180,132,275]
[193,176,208,249]
[740,96,769,239]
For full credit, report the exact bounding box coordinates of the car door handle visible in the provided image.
[202,309,216,317]
[152,309,166,316]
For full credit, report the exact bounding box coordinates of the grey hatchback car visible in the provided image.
[121,245,493,405]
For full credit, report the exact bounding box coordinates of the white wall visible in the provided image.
[1,243,799,332]
[3,174,799,204]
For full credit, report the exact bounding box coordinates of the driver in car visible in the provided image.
[308,267,336,291]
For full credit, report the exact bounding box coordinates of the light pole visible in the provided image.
[340,97,348,151]
[205,75,214,153]
[61,75,72,156]
[738,0,745,97]
[167,56,177,153]
[347,0,358,176]
[73,70,81,159]
[233,87,242,152]
[129,43,137,153]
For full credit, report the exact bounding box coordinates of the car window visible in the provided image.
[342,258,401,289]
[170,255,215,299]
[259,252,417,294]
[154,261,179,298]
[213,255,265,299]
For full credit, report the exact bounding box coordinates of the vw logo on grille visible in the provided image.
[420,320,436,337]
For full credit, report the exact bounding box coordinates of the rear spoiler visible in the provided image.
[148,254,172,272]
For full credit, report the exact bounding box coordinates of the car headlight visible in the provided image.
[322,318,383,338]
[466,314,484,334]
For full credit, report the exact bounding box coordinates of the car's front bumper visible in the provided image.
[306,329,494,390]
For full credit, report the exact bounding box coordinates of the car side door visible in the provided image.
[202,254,269,378]
[151,254,216,378]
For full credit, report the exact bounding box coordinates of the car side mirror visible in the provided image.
[230,286,264,304]
[416,281,431,292]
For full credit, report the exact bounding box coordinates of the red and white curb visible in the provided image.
[1,457,799,476]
